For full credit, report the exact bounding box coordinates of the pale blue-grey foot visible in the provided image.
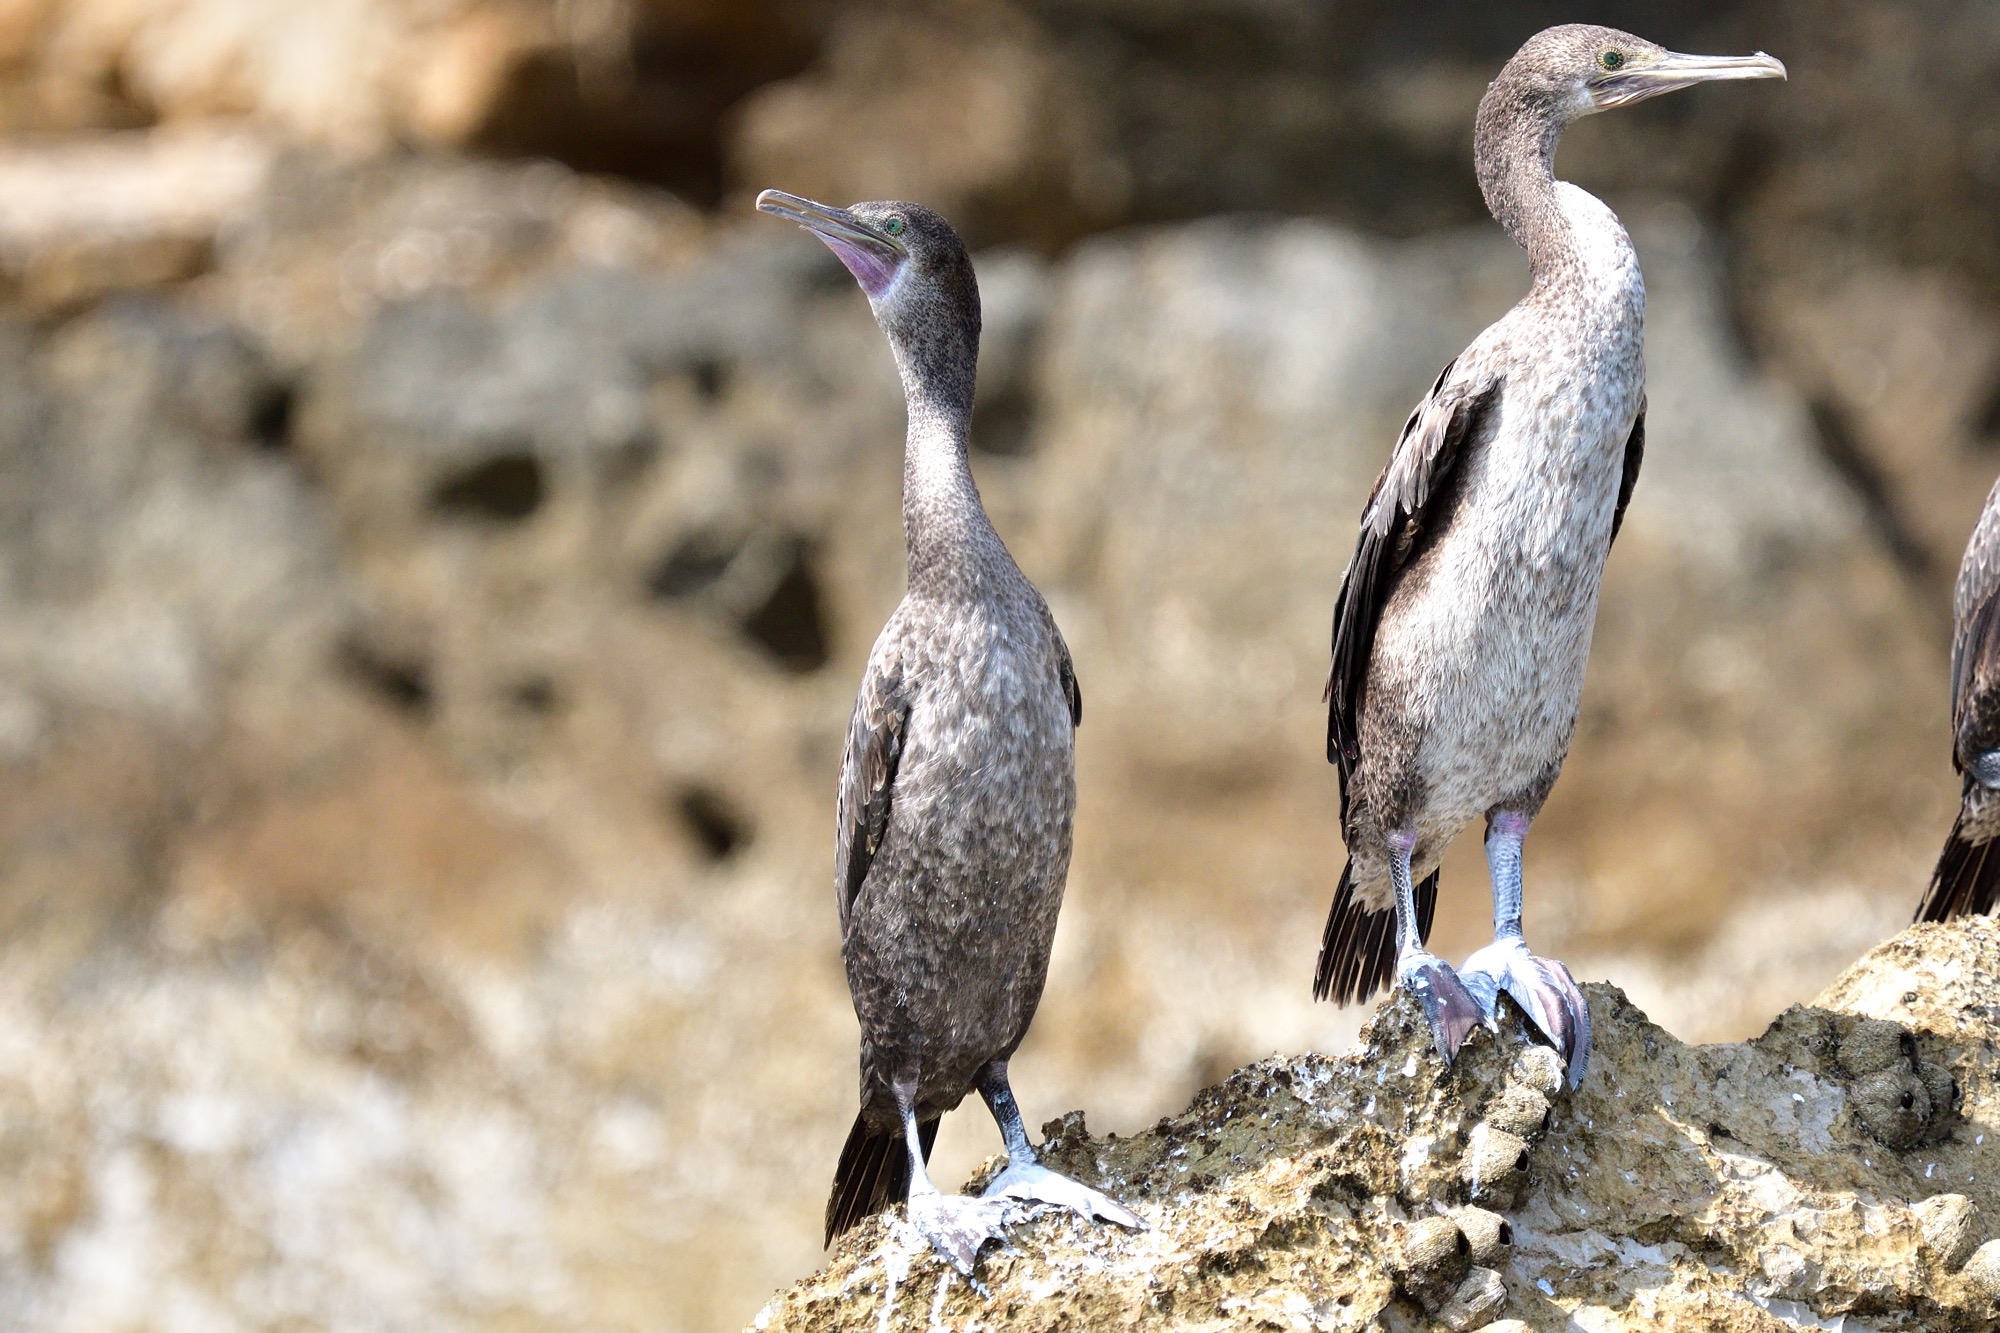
[975,1063,1146,1230]
[1457,810,1592,1089]
[905,1187,1019,1276]
[892,1088,1019,1275]
[1399,946,1486,1066]
[1386,830,1484,1067]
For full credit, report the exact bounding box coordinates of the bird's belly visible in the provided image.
[1372,510,1611,837]
[843,663,1075,1106]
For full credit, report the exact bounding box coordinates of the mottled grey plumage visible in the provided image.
[1314,25,1783,1086]
[756,189,1137,1274]
[1918,476,2000,921]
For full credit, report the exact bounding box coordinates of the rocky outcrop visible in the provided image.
[756,916,2000,1332]
[0,142,1959,1327]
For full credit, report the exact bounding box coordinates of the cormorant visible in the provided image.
[1917,476,2000,922]
[756,189,1144,1273]
[1314,26,1785,1088]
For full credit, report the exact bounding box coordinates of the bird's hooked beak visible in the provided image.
[1588,49,1787,110]
[756,189,907,297]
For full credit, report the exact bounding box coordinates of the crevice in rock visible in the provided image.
[647,528,834,673]
[428,452,546,523]
[510,675,558,716]
[249,381,295,451]
[675,784,751,862]
[740,538,830,673]
[336,636,433,717]
[648,530,740,600]
[690,356,729,402]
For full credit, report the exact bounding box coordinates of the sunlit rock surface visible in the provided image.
[758,918,2000,1333]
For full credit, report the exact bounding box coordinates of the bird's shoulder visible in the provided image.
[1362,352,1505,528]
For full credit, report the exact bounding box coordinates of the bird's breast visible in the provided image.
[898,609,1073,803]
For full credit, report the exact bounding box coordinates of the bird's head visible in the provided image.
[756,190,980,406]
[1499,24,1786,120]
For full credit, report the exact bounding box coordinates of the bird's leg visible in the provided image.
[1458,810,1592,1088]
[894,1080,1016,1276]
[1390,828,1484,1067]
[976,1062,1146,1230]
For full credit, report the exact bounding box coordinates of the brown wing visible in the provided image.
[1058,636,1082,728]
[834,655,908,931]
[1609,398,1645,547]
[1326,361,1502,818]
[1917,486,2000,923]
[1952,489,2000,773]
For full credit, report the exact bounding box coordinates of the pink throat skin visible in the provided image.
[819,234,901,297]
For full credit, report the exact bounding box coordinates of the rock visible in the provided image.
[1390,1214,1471,1306]
[1434,1266,1508,1331]
[1964,1240,2000,1303]
[1450,1206,1513,1266]
[1838,1016,1915,1077]
[757,917,2000,1331]
[1852,1065,1937,1149]
[1481,1083,1553,1139]
[1460,1125,1534,1208]
[1917,1194,1980,1271]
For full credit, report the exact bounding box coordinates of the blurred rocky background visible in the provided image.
[0,1,1988,1329]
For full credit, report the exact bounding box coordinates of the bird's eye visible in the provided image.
[1600,50,1625,71]
[884,216,906,236]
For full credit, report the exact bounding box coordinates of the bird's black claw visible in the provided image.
[1398,952,1485,1067]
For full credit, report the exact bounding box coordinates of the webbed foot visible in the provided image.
[1460,937,1591,1089]
[983,1160,1146,1230]
[1399,950,1485,1068]
[906,1190,1021,1276]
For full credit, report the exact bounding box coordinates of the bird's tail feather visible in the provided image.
[824,1110,940,1246]
[1314,858,1438,1004]
[1916,811,2000,923]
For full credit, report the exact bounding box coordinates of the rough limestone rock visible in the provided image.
[755,916,2000,1332]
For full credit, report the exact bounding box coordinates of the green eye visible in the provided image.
[1601,50,1625,71]
[884,216,906,236]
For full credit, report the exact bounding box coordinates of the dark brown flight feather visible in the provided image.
[835,658,908,930]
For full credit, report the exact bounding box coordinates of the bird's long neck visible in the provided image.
[1473,79,1581,286]
[888,321,1004,594]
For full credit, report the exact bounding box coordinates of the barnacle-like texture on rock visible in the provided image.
[755,917,2000,1332]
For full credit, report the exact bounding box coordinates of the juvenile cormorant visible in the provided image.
[1917,476,2000,922]
[757,189,1144,1273]
[1314,26,1785,1088]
